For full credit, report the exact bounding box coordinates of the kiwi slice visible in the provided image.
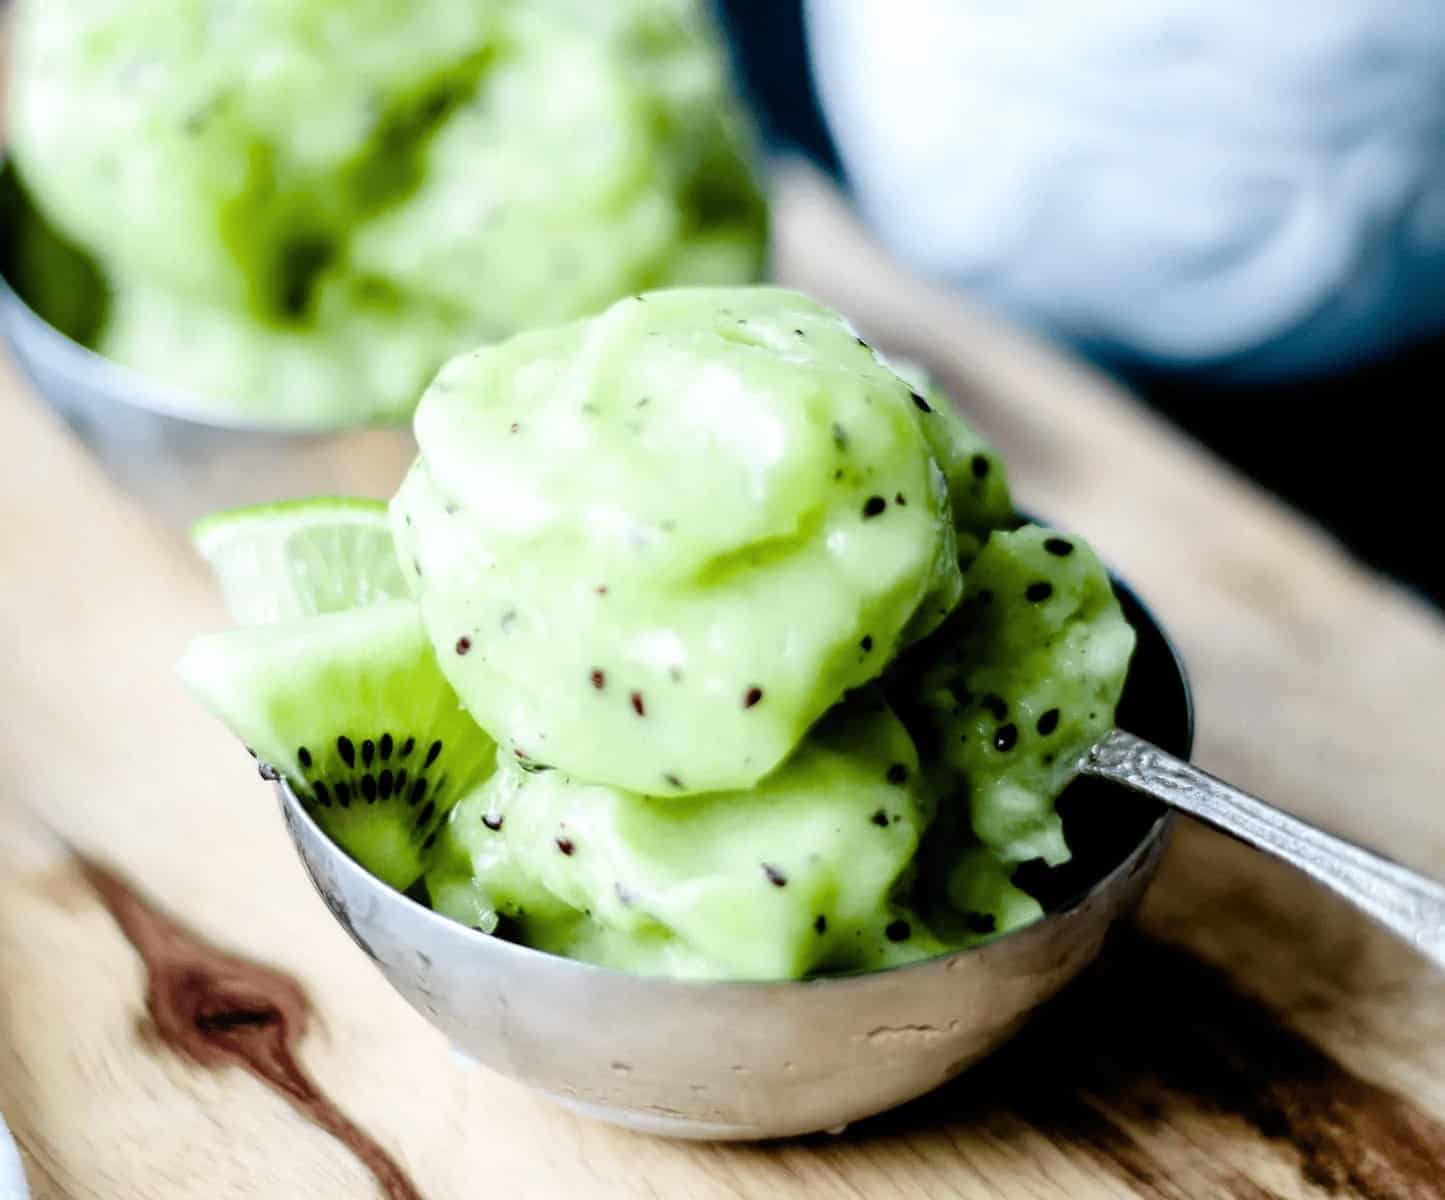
[179,601,496,890]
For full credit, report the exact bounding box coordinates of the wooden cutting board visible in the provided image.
[0,163,1442,1200]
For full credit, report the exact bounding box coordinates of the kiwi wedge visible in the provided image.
[179,600,496,890]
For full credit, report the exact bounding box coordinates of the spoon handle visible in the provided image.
[1080,729,1445,971]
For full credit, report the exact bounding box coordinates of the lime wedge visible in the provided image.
[193,497,409,625]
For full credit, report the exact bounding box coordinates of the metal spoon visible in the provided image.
[1081,730,1445,971]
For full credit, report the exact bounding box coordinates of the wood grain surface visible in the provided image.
[0,163,1442,1199]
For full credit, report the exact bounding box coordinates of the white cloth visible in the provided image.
[806,0,1445,377]
[0,1115,28,1200]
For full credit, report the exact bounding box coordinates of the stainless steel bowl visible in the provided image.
[0,165,414,526]
[276,584,1192,1140]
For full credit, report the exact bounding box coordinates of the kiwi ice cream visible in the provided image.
[182,286,1135,981]
[7,0,767,424]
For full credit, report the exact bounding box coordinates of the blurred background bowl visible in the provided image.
[0,164,416,528]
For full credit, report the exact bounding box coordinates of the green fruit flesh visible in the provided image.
[193,497,409,625]
[179,601,496,889]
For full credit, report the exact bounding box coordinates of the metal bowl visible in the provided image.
[276,583,1192,1140]
[0,164,413,526]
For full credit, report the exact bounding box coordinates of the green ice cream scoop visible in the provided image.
[7,0,766,424]
[392,287,977,796]
[890,524,1137,868]
[425,696,1042,980]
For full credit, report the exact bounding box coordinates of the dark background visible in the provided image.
[716,0,1442,610]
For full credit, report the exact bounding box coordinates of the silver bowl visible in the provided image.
[276,584,1192,1140]
[0,165,414,526]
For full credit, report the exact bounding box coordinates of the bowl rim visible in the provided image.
[276,574,1193,992]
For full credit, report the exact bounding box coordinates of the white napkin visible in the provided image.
[0,1114,27,1200]
[806,0,1445,378]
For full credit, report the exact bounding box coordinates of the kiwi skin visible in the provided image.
[180,601,497,891]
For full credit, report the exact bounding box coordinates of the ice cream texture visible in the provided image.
[7,0,767,424]
[403,286,1133,977]
[185,286,1136,980]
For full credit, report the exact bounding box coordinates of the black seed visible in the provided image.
[895,492,907,506]
[814,915,828,934]
[422,833,437,851]
[994,723,1019,752]
[590,669,606,690]
[762,863,787,887]
[257,761,280,782]
[378,769,393,799]
[297,746,312,769]
[631,691,646,717]
[313,781,331,808]
[744,686,763,709]
[982,694,1008,721]
[394,768,408,794]
[855,335,868,347]
[456,636,472,655]
[416,800,436,828]
[482,812,504,831]
[861,635,874,653]
[664,773,684,789]
[361,775,377,803]
[965,912,998,935]
[335,782,351,808]
[337,736,355,767]
[1045,537,1075,557]
[794,328,805,336]
[1026,582,1054,603]
[862,495,887,518]
[1037,709,1061,736]
[425,740,443,767]
[870,809,890,828]
[910,391,933,413]
[556,836,575,856]
[885,919,912,943]
[362,739,376,767]
[400,737,415,759]
[379,733,393,760]
[1043,754,1055,766]
[409,778,427,806]
[886,763,909,785]
[971,454,991,479]
[978,589,994,605]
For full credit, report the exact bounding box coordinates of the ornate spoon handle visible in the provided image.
[1080,729,1445,971]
